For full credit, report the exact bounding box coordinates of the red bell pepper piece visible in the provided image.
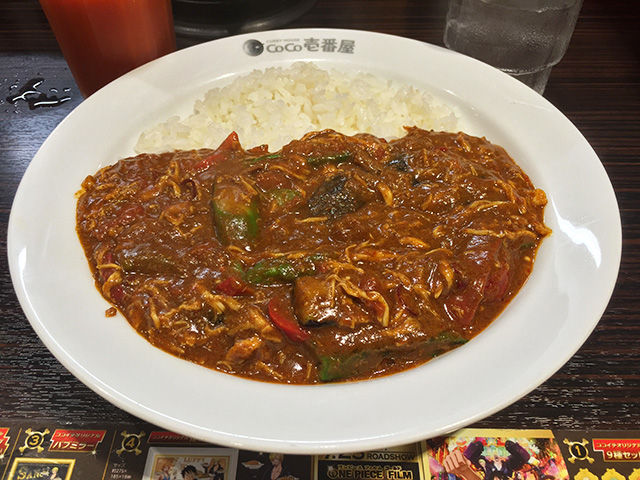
[192,131,240,172]
[443,238,510,326]
[267,296,310,342]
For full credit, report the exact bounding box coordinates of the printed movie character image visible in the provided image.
[181,465,198,480]
[444,440,531,480]
[262,453,292,480]
[49,467,62,480]
[158,464,172,480]
[444,449,483,480]
[206,459,226,480]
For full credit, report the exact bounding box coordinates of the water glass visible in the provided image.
[443,0,583,94]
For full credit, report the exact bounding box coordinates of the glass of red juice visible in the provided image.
[39,0,177,98]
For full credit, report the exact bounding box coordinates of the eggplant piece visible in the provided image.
[308,173,364,217]
[386,154,411,172]
[120,244,182,275]
[293,275,338,326]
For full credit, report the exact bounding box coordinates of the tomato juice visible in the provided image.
[39,0,176,97]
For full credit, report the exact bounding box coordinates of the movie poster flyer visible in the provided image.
[421,429,569,480]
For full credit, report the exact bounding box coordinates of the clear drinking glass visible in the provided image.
[443,0,583,94]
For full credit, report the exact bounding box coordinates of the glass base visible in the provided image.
[506,66,553,94]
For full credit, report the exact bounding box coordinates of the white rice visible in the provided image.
[134,61,459,154]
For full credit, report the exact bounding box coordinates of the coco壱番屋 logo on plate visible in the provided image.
[242,37,356,56]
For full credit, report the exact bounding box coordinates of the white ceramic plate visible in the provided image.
[8,29,621,454]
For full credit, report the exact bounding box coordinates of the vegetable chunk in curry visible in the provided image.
[76,127,550,383]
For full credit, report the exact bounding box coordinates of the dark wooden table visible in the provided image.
[1,0,639,434]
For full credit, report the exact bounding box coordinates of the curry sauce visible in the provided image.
[76,128,550,383]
